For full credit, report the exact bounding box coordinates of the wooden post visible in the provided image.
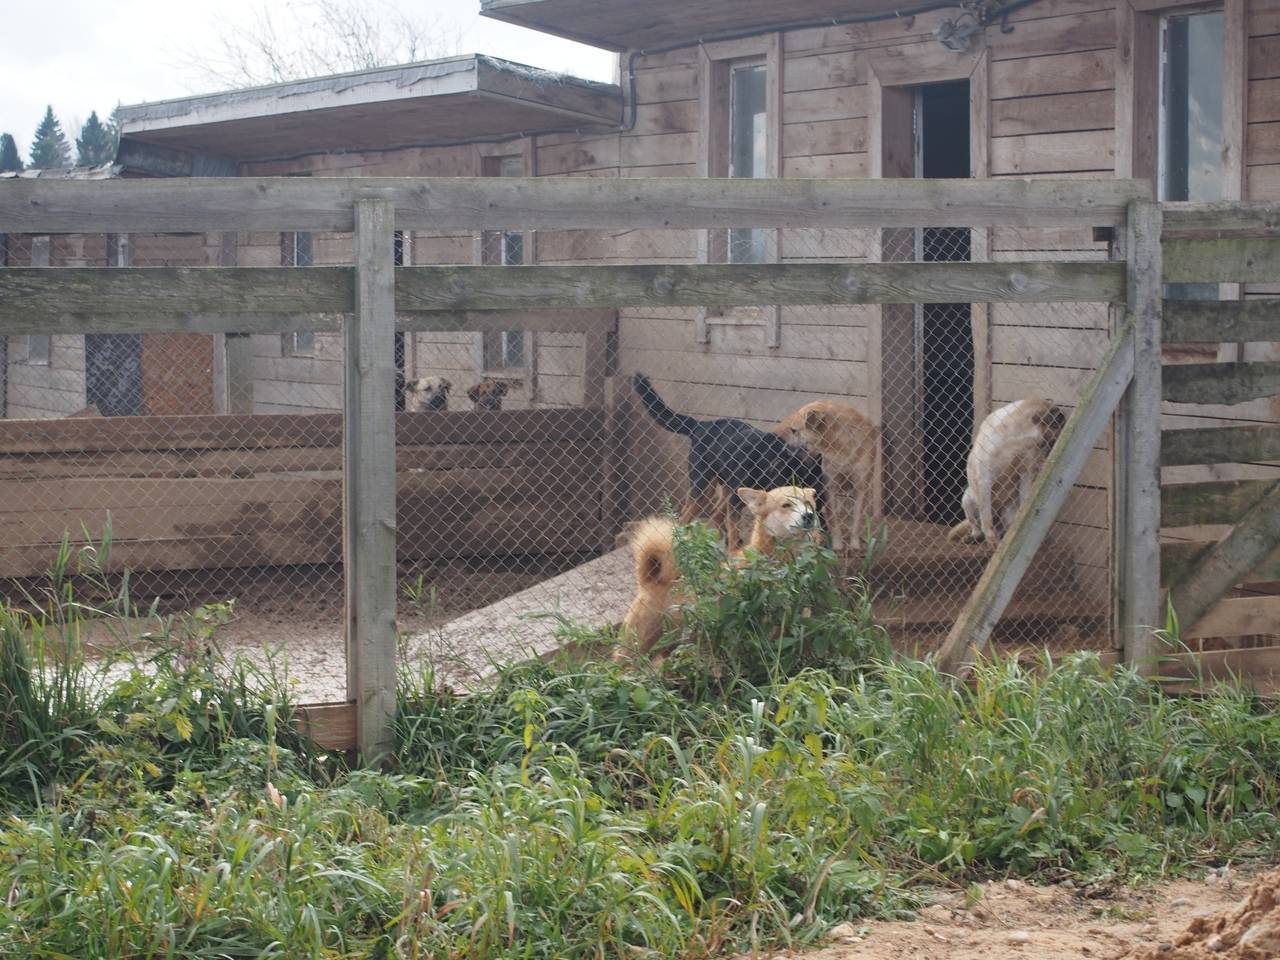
[345,198,398,763]
[1115,199,1164,673]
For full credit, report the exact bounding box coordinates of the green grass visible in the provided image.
[1,531,1277,958]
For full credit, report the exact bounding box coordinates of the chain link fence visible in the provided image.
[0,214,1118,700]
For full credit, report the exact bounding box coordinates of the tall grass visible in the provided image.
[1,533,1277,958]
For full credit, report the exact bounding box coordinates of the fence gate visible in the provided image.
[1157,202,1280,693]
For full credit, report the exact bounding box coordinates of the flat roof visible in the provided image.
[117,54,622,164]
[479,0,905,52]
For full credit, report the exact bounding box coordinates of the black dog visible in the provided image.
[633,373,826,549]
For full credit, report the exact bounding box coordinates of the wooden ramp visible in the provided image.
[404,546,634,686]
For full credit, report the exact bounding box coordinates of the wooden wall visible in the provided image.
[0,409,607,578]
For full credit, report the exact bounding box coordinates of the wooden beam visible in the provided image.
[1163,238,1280,282]
[1116,200,1164,672]
[0,177,1151,233]
[1163,362,1280,405]
[397,262,1126,311]
[1163,201,1280,236]
[0,407,604,456]
[1164,299,1280,344]
[398,308,615,335]
[345,199,398,765]
[1161,478,1280,527]
[294,701,357,752]
[935,317,1137,677]
[1182,596,1280,641]
[1161,645,1280,696]
[1161,425,1280,466]
[0,267,352,329]
[1165,483,1280,636]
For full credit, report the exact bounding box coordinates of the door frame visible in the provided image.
[866,45,991,518]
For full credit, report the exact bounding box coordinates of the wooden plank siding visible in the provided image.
[0,409,607,579]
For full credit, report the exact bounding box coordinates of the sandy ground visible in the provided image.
[777,867,1272,960]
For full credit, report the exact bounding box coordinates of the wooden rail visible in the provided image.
[0,177,1149,232]
[0,262,1126,333]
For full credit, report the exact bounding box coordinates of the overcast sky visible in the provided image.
[0,0,617,160]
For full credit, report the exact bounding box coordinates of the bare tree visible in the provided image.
[184,0,464,89]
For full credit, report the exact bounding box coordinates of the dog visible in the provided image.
[468,378,509,411]
[774,401,880,553]
[404,376,451,412]
[619,485,821,659]
[947,398,1067,545]
[632,373,825,551]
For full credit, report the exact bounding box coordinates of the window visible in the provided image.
[1159,8,1223,300]
[26,335,51,366]
[282,230,315,356]
[480,154,526,371]
[728,62,769,264]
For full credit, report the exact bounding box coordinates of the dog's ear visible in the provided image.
[804,408,828,434]
[467,383,481,402]
[737,488,768,514]
[440,378,452,392]
[495,380,509,396]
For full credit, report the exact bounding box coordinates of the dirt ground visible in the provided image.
[779,865,1276,960]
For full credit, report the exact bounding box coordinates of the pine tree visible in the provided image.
[76,111,114,165]
[107,103,122,157]
[0,134,21,173]
[29,106,71,169]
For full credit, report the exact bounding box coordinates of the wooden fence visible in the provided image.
[5,176,1267,756]
[0,409,608,578]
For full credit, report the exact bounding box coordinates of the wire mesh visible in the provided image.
[0,215,1125,700]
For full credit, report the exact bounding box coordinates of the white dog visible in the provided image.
[404,376,451,412]
[948,398,1066,545]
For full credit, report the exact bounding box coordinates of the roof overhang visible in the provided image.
[116,54,622,167]
[480,0,908,52]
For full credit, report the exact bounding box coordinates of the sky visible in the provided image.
[0,0,618,161]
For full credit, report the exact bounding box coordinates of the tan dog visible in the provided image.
[468,378,508,411]
[948,398,1066,544]
[774,401,880,553]
[618,486,820,659]
[404,376,451,412]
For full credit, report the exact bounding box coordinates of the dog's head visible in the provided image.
[1032,401,1067,451]
[737,485,820,540]
[405,376,451,412]
[779,403,836,458]
[468,378,509,411]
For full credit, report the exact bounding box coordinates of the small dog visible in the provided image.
[774,401,880,553]
[632,373,825,550]
[619,485,820,658]
[947,398,1067,544]
[468,378,508,411]
[404,376,451,412]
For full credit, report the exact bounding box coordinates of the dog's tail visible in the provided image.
[630,517,678,591]
[632,373,701,437]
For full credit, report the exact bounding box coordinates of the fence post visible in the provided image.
[346,198,398,762]
[1115,199,1164,672]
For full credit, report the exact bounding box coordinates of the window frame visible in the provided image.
[696,34,782,344]
[476,147,532,377]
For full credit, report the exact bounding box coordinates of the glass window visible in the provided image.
[1160,9,1223,300]
[282,231,316,355]
[728,62,768,264]
[26,335,51,365]
[482,155,526,370]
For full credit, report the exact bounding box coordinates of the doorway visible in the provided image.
[878,79,975,524]
[916,81,974,525]
[85,334,143,416]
